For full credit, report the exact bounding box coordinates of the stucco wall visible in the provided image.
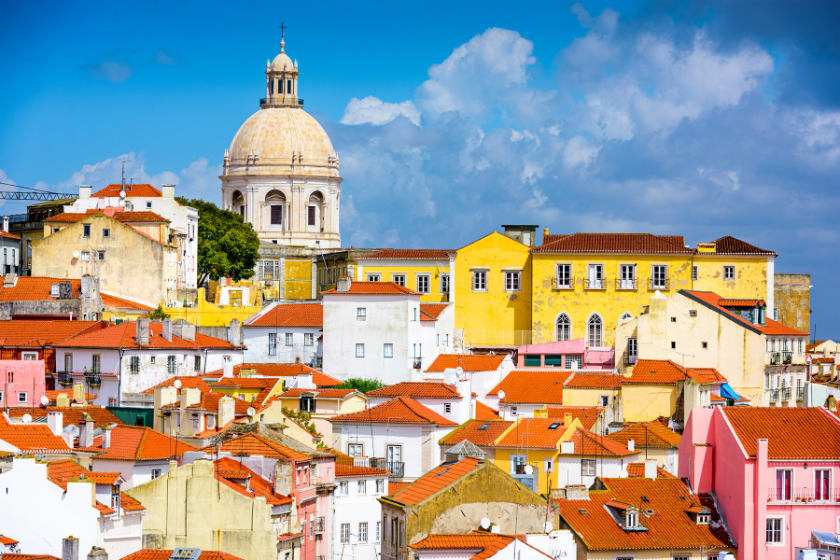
[334,474,389,560]
[244,325,321,365]
[693,255,770,303]
[622,385,677,423]
[356,260,451,303]
[773,273,810,332]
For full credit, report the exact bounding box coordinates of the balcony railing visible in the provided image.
[649,278,670,291]
[769,351,794,365]
[768,487,840,503]
[57,372,73,385]
[584,279,605,290]
[797,387,804,400]
[412,358,422,370]
[769,390,779,403]
[625,354,638,366]
[781,388,791,401]
[615,278,637,290]
[370,458,405,478]
[313,516,325,534]
[86,373,101,386]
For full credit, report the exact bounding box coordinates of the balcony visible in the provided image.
[769,351,793,365]
[260,97,304,107]
[584,279,605,290]
[649,278,670,291]
[768,487,840,503]
[781,388,791,401]
[86,373,101,387]
[369,458,405,478]
[769,390,779,403]
[797,387,805,401]
[615,278,637,290]
[625,354,638,366]
[313,516,325,534]
[57,372,73,385]
[412,358,422,370]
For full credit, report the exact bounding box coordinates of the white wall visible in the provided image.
[334,474,388,560]
[244,325,321,366]
[93,458,171,490]
[497,403,543,420]
[553,455,637,488]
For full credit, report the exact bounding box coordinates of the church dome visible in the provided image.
[225,106,339,178]
[271,39,295,71]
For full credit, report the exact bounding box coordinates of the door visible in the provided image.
[815,469,830,500]
[776,469,791,501]
[386,445,401,463]
[620,264,635,289]
[588,264,603,288]
[627,338,638,365]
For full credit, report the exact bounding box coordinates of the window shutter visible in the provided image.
[308,206,316,226]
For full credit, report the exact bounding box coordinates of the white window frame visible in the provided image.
[416,274,430,294]
[815,468,831,500]
[357,307,366,320]
[440,274,450,295]
[587,313,603,347]
[619,263,636,289]
[582,459,596,476]
[503,270,521,292]
[366,274,380,282]
[304,333,314,346]
[766,516,784,545]
[691,265,698,280]
[376,521,381,542]
[81,251,90,262]
[359,521,368,543]
[586,263,604,289]
[376,479,385,493]
[510,406,518,416]
[471,269,488,292]
[392,274,406,287]
[348,443,364,456]
[355,343,365,358]
[340,523,350,544]
[17,391,28,403]
[151,468,162,479]
[384,343,393,358]
[358,480,366,494]
[285,333,293,346]
[651,264,668,289]
[723,266,736,281]
[556,312,571,342]
[556,263,572,289]
[444,403,452,414]
[21,352,38,360]
[268,333,277,356]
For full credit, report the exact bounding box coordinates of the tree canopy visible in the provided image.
[334,378,387,394]
[177,197,261,286]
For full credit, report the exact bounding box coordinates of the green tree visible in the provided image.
[177,197,260,286]
[334,378,387,394]
[148,304,170,320]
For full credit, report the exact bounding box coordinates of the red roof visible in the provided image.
[46,459,145,514]
[244,303,323,327]
[0,536,19,545]
[683,290,808,336]
[0,415,70,452]
[120,551,245,560]
[161,391,253,416]
[0,230,20,240]
[390,457,483,504]
[0,278,149,312]
[533,233,692,254]
[567,428,637,457]
[213,457,293,506]
[606,422,681,449]
[0,319,104,346]
[554,478,734,551]
[706,235,776,256]
[410,533,551,560]
[198,433,313,462]
[488,370,572,403]
[80,425,196,460]
[321,281,422,295]
[212,376,284,405]
[92,183,163,198]
[2,554,60,560]
[358,249,454,260]
[722,407,840,459]
[367,381,462,399]
[140,376,210,394]
[475,401,501,420]
[493,418,572,448]
[279,387,358,399]
[101,293,155,311]
[43,389,97,403]
[6,406,123,429]
[625,462,678,479]
[440,419,513,447]
[335,464,391,478]
[56,320,241,349]
[45,210,169,223]
[387,481,411,495]
[540,406,604,431]
[329,397,457,426]
[625,360,725,386]
[203,363,341,387]
[565,373,623,389]
[717,298,764,307]
[426,354,507,373]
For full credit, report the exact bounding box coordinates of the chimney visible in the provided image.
[72,383,85,404]
[218,395,235,428]
[78,414,94,448]
[627,439,635,452]
[78,186,92,200]
[56,393,70,408]
[87,548,108,560]
[565,484,589,500]
[154,385,179,431]
[161,185,175,198]
[337,277,352,292]
[136,318,150,345]
[48,411,64,436]
[564,412,573,426]
[561,441,575,454]
[223,362,234,378]
[544,226,549,237]
[2,216,8,233]
[274,460,293,496]
[172,320,195,342]
[162,318,173,342]
[101,425,111,449]
[181,387,202,408]
[62,536,79,560]
[644,458,657,480]
[229,319,241,345]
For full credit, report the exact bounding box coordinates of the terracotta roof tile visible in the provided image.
[0,230,20,240]
[426,354,507,373]
[212,376,283,405]
[682,290,808,336]
[2,554,60,560]
[440,419,513,446]
[92,183,162,198]
[57,320,241,349]
[140,376,210,394]
[45,210,169,223]
[475,401,501,420]
[0,415,70,452]
[722,407,840,459]
[367,382,462,399]
[554,478,735,550]
[81,425,196,460]
[279,387,359,399]
[708,235,776,256]
[387,481,411,496]
[358,249,454,260]
[330,397,457,426]
[624,360,690,385]
[6,406,123,429]
[100,293,155,311]
[47,459,120,489]
[410,533,551,560]
[606,422,681,449]
[420,304,449,320]
[244,303,323,327]
[625,462,677,479]
[493,418,571,448]
[567,428,637,457]
[120,551,245,560]
[335,464,391,478]
[488,370,572,403]
[0,536,19,545]
[565,373,623,389]
[390,457,483,504]
[43,389,98,403]
[321,281,422,295]
[540,406,604,431]
[198,433,313,462]
[203,363,341,387]
[533,233,692,254]
[213,457,293,506]
[717,299,764,307]
[161,391,253,416]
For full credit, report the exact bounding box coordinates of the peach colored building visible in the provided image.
[0,359,46,408]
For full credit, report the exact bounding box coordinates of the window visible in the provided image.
[356,343,365,358]
[565,355,581,369]
[358,480,366,494]
[766,518,783,544]
[798,338,803,353]
[556,264,572,288]
[702,341,708,349]
[167,355,176,374]
[268,333,277,356]
[339,481,349,494]
[98,251,105,261]
[307,206,316,226]
[815,469,831,500]
[775,469,792,501]
[376,521,381,542]
[146,202,152,209]
[304,333,314,346]
[193,356,201,372]
[724,266,735,281]
[357,307,366,319]
[103,228,110,238]
[415,274,430,294]
[300,395,316,413]
[689,309,698,317]
[270,205,282,225]
[81,251,90,262]
[619,264,636,289]
[600,395,609,406]
[285,333,293,346]
[587,314,603,347]
[82,224,91,238]
[619,312,633,323]
[627,337,638,365]
[21,352,37,360]
[691,265,698,280]
[511,454,527,474]
[582,459,596,476]
[50,283,60,297]
[92,354,101,373]
[587,264,604,289]
[391,518,397,545]
[544,459,554,473]
[130,356,140,374]
[64,354,73,373]
[472,270,487,291]
[440,274,450,294]
[376,479,385,493]
[671,316,677,323]
[17,392,27,403]
[384,343,393,358]
[392,274,406,287]
[150,356,156,364]
[53,227,60,233]
[671,341,676,349]
[366,274,380,282]
[556,313,571,342]
[504,271,521,292]
[651,265,667,289]
[340,523,350,544]
[444,403,452,414]
[697,513,710,525]
[386,445,401,464]
[348,443,364,456]
[510,406,518,416]
[359,522,368,543]
[151,468,162,479]
[0,392,3,402]
[773,307,779,321]
[625,511,638,528]
[111,484,121,513]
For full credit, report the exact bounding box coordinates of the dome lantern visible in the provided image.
[263,37,302,108]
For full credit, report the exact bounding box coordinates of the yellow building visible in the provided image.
[453,231,533,347]
[356,249,452,302]
[691,236,775,304]
[313,247,382,295]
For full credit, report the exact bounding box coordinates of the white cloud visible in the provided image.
[340,96,421,126]
[81,60,133,83]
[562,136,600,168]
[154,50,179,66]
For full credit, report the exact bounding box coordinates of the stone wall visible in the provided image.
[774,273,810,332]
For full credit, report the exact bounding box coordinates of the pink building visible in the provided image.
[0,359,46,408]
[680,406,840,560]
[516,339,614,370]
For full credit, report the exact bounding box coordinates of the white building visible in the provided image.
[0,218,20,274]
[243,302,322,367]
[329,397,458,480]
[66,183,198,292]
[54,318,244,407]
[365,379,474,425]
[424,353,515,402]
[334,464,391,560]
[0,458,143,558]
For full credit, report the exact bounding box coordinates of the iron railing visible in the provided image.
[584,279,605,289]
[769,390,779,403]
[649,278,670,290]
[57,372,73,385]
[797,387,805,400]
[86,373,101,386]
[768,487,840,503]
[769,351,793,365]
[625,354,638,365]
[370,458,405,478]
[781,388,791,401]
[412,358,422,370]
[313,516,325,534]
[615,278,637,290]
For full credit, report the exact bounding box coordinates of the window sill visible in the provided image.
[471,289,488,293]
[504,290,522,294]
[615,287,637,291]
[554,286,574,291]
[584,287,607,291]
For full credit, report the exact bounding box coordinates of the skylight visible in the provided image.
[477,423,491,431]
[548,423,561,430]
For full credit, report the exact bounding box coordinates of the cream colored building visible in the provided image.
[221,35,341,248]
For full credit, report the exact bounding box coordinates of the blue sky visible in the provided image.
[1,0,838,337]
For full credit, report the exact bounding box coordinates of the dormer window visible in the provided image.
[698,513,710,525]
[301,394,316,413]
[50,284,59,297]
[625,510,638,528]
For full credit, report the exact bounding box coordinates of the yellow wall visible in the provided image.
[621,384,677,423]
[582,547,734,560]
[167,288,262,327]
[455,232,532,346]
[693,255,769,301]
[562,387,619,408]
[531,253,693,347]
[285,259,313,300]
[493,447,557,495]
[358,263,451,303]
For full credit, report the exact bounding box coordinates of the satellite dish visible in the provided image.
[524,465,534,475]
[455,367,464,376]
[247,407,256,417]
[40,395,49,405]
[655,290,662,296]
[21,414,32,424]
[498,390,506,400]
[480,517,491,530]
[120,190,126,198]
[73,251,80,259]
[173,380,182,389]
[544,521,553,534]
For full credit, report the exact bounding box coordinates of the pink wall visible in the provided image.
[294,457,335,560]
[0,360,46,407]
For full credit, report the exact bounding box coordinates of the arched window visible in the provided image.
[587,314,603,347]
[556,313,571,342]
[619,312,633,323]
[308,191,324,229]
[265,190,286,226]
[231,190,245,217]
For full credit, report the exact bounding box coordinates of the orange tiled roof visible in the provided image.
[0,230,20,240]
[0,415,70,452]
[567,428,637,457]
[203,363,341,387]
[140,376,210,394]
[606,422,681,449]
[390,457,484,504]
[682,290,808,336]
[0,278,149,312]
[533,233,692,254]
[45,210,169,223]
[475,401,501,420]
[335,464,391,478]
[387,481,411,496]
[707,235,776,256]
[81,425,196,460]
[420,304,449,321]
[488,370,572,403]
[722,407,840,459]
[212,376,283,405]
[101,293,155,311]
[718,298,764,307]
[0,319,104,347]
[321,281,422,295]
[684,367,726,383]
[0,536,19,545]
[56,320,241,349]
[92,183,162,198]
[160,391,253,416]
[329,397,457,426]
[625,462,677,479]
[213,457,293,506]
[244,303,323,327]
[46,459,145,513]
[2,554,60,560]
[279,387,359,399]
[493,418,572,449]
[540,406,604,431]
[367,381,462,399]
[43,389,98,403]
[120,551,245,560]
[6,406,123,429]
[410,533,551,560]
[624,360,693,386]
[554,478,735,551]
[440,419,512,446]
[565,373,622,389]
[426,354,507,373]
[198,433,313,462]
[357,249,454,260]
